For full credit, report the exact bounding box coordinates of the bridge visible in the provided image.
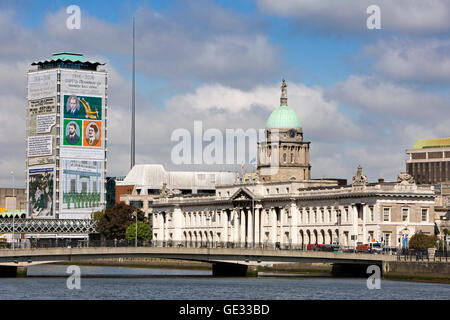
[0,246,400,277]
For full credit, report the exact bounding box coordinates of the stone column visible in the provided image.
[363,204,367,244]
[270,208,277,245]
[290,203,298,246]
[247,208,253,247]
[222,210,227,243]
[233,208,239,244]
[240,209,246,246]
[352,205,358,247]
[254,207,260,246]
[172,207,183,241]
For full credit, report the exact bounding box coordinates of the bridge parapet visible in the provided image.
[0,218,96,234]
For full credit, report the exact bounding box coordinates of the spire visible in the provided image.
[280,78,287,105]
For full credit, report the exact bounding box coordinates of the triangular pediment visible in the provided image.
[230,187,255,201]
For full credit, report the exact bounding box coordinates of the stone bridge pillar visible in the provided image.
[212,262,248,277]
[0,266,27,278]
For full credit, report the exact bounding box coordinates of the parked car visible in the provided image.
[307,244,326,251]
[382,246,398,254]
[356,244,370,253]
[369,242,383,254]
[331,244,343,253]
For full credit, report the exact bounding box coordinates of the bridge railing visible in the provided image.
[2,239,447,261]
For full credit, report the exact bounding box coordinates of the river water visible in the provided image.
[0,265,448,300]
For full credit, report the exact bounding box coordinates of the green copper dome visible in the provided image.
[266,104,301,128]
[266,79,301,128]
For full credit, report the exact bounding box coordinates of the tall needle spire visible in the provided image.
[131,17,136,169]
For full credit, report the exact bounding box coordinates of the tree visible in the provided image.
[96,203,146,240]
[92,210,105,222]
[408,231,438,250]
[125,221,152,241]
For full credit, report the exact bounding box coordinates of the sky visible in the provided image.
[1,0,450,187]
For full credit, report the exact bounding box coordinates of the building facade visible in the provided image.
[151,170,435,248]
[0,188,26,212]
[119,164,235,217]
[149,80,436,249]
[406,137,450,185]
[26,53,107,220]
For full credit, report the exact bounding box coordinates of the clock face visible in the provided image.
[289,130,296,138]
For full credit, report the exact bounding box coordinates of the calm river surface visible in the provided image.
[0,264,448,300]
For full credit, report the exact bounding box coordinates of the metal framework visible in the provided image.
[0,219,96,234]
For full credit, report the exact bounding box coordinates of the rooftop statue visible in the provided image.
[352,165,368,186]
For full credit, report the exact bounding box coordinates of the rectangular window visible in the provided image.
[421,209,428,222]
[402,208,409,222]
[370,207,374,222]
[129,200,143,209]
[383,233,390,246]
[383,208,390,222]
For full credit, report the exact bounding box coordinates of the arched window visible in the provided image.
[283,153,287,163]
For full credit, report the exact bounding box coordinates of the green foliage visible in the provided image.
[92,210,105,221]
[443,229,450,236]
[408,231,438,250]
[125,221,152,241]
[96,203,146,240]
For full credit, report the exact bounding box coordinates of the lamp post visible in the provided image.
[10,171,14,250]
[135,211,138,247]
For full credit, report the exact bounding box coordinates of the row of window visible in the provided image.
[155,206,430,228]
[382,207,428,222]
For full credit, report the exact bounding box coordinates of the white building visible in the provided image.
[118,164,235,217]
[149,81,436,249]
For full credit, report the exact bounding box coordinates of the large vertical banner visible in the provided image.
[61,160,103,219]
[59,70,106,218]
[27,71,57,100]
[27,70,57,219]
[27,97,57,166]
[28,168,54,218]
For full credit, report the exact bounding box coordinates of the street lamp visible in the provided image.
[10,171,14,250]
[135,211,138,247]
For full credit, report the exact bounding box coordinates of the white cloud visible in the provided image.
[257,0,450,34]
[365,38,450,83]
[40,5,281,90]
[328,75,449,120]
